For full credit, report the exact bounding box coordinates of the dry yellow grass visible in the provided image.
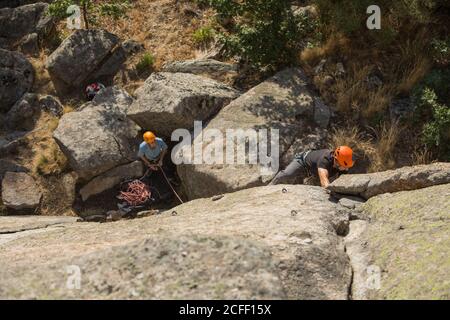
[302,24,432,126]
[97,0,208,70]
[369,121,402,172]
[29,51,56,96]
[300,33,351,68]
[411,147,433,165]
[330,121,402,173]
[27,115,67,176]
[387,30,431,94]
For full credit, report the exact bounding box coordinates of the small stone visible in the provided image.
[211,194,224,201]
[335,62,345,77]
[314,59,327,75]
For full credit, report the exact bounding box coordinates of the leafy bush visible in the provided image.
[431,38,450,66]
[419,89,450,156]
[192,26,215,46]
[207,0,317,69]
[414,81,450,159]
[136,53,155,73]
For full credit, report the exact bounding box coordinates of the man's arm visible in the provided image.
[317,168,330,188]
[157,148,167,166]
[140,155,154,168]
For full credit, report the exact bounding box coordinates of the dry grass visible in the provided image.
[97,0,209,70]
[29,51,56,96]
[17,114,68,176]
[300,33,351,68]
[301,25,432,124]
[369,122,402,172]
[411,147,434,165]
[396,55,431,95]
[330,125,375,154]
[330,121,402,173]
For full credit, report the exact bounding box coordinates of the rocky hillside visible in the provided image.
[1,163,449,299]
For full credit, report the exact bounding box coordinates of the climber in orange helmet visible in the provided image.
[269,146,354,188]
[139,131,168,171]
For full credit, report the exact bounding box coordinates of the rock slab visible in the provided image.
[53,87,140,180]
[352,184,450,299]
[177,68,322,200]
[0,185,351,299]
[127,72,239,137]
[1,172,42,210]
[0,49,34,112]
[328,162,450,199]
[46,29,120,87]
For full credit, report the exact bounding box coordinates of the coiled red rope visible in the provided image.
[117,180,151,206]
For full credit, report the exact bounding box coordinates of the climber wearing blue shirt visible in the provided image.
[138,131,168,171]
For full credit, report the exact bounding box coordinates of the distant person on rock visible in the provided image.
[85,82,105,100]
[138,131,168,171]
[269,146,354,188]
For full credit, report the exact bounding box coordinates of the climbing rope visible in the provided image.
[117,180,151,206]
[158,166,184,204]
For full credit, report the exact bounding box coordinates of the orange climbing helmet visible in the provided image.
[143,131,156,143]
[334,146,354,168]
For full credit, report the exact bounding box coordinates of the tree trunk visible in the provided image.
[83,3,89,29]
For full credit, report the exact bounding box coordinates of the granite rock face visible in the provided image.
[0,185,351,299]
[328,162,450,199]
[1,172,42,211]
[127,72,239,137]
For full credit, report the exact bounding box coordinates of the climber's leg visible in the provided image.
[269,159,305,185]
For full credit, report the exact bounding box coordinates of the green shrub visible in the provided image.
[208,0,317,69]
[431,38,450,65]
[414,85,450,160]
[192,26,215,46]
[136,53,155,73]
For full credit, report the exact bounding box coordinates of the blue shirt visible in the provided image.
[138,138,168,161]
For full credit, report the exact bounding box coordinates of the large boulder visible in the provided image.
[0,3,53,49]
[6,93,63,130]
[1,172,42,211]
[346,183,450,299]
[0,131,28,155]
[0,159,28,183]
[0,1,53,9]
[177,68,326,200]
[46,29,120,88]
[0,49,34,112]
[162,59,238,82]
[127,72,239,137]
[80,161,143,201]
[328,162,450,199]
[88,40,144,85]
[0,184,351,299]
[91,85,133,108]
[53,87,140,181]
